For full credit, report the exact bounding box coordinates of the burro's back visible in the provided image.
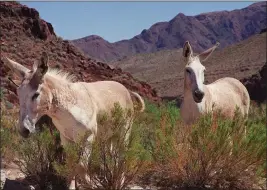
[81,81,133,112]
[72,80,145,115]
[206,77,250,118]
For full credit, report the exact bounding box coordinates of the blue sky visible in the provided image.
[20,1,255,43]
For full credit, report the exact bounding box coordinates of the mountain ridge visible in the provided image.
[72,2,266,62]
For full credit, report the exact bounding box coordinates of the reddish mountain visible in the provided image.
[0,1,160,105]
[72,2,267,62]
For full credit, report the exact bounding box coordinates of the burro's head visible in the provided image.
[182,41,219,103]
[3,52,52,138]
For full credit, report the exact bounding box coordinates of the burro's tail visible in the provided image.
[129,91,145,113]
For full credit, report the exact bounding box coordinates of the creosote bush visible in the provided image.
[53,103,150,190]
[142,103,266,190]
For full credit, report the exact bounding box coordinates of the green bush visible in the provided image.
[1,100,265,190]
[1,102,20,162]
[1,102,67,190]
[143,103,266,190]
[54,103,150,189]
[12,128,67,190]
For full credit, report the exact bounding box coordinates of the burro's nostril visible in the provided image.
[194,89,204,99]
[19,127,30,138]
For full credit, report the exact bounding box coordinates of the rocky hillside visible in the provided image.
[241,62,267,104]
[0,1,160,105]
[113,31,266,104]
[72,2,266,62]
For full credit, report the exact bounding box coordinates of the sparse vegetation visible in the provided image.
[145,108,266,189]
[1,102,68,190]
[53,103,149,189]
[1,99,266,190]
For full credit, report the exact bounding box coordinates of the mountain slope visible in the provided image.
[0,2,160,104]
[113,31,266,103]
[72,2,266,62]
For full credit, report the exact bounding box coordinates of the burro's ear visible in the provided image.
[182,41,193,59]
[33,52,49,76]
[198,42,220,62]
[2,57,30,79]
[30,52,49,89]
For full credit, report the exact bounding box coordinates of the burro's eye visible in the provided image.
[32,92,40,101]
[185,68,191,74]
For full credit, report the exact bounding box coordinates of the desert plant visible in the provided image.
[0,101,20,162]
[1,101,68,190]
[1,96,265,190]
[12,128,68,190]
[145,106,266,190]
[54,103,150,190]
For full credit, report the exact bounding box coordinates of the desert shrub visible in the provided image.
[54,103,150,190]
[11,128,68,190]
[1,96,265,190]
[144,105,266,190]
[1,101,67,190]
[0,101,20,162]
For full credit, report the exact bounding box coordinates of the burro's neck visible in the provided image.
[181,77,206,125]
[46,81,77,120]
[46,84,92,142]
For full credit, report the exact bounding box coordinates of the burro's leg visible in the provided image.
[59,134,77,190]
[61,132,96,190]
[76,132,96,188]
[114,117,133,189]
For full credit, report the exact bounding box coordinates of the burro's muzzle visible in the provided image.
[19,126,30,138]
[193,88,205,103]
[19,115,36,138]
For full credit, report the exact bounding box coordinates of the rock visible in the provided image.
[31,19,55,40]
[241,62,267,103]
[3,179,32,190]
[1,169,6,189]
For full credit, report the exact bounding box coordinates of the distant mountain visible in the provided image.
[113,31,266,104]
[72,2,266,62]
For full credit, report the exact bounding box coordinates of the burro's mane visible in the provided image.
[45,68,77,83]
